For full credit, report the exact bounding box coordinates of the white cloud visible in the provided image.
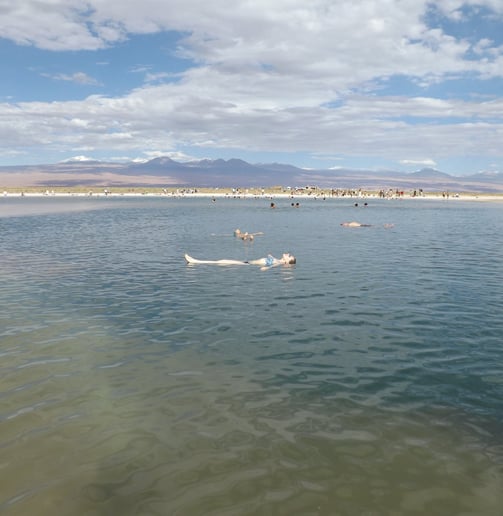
[60,155,96,162]
[0,1,107,50]
[0,1,502,172]
[43,72,101,85]
[431,0,503,19]
[144,72,174,84]
[400,159,437,167]
[141,150,197,162]
[2,87,501,163]
[2,1,502,80]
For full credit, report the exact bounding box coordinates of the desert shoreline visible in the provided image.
[2,186,503,202]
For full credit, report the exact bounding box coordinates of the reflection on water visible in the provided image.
[1,197,502,515]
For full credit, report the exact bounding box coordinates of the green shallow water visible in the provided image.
[1,196,502,515]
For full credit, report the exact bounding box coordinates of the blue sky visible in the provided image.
[1,0,502,176]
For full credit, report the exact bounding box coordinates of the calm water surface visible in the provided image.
[1,196,502,515]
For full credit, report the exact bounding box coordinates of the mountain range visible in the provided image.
[1,157,502,192]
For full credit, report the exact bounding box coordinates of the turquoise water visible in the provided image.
[1,196,502,515]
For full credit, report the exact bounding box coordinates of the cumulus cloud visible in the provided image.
[0,1,108,51]
[0,0,502,172]
[3,1,503,79]
[2,87,501,161]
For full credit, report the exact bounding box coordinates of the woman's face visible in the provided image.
[282,253,295,263]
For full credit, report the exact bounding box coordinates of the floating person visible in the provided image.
[340,221,394,228]
[185,253,296,271]
[234,229,263,241]
[234,228,252,240]
[340,221,372,227]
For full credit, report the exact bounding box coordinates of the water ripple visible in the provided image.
[1,198,502,514]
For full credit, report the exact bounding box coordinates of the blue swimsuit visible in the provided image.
[265,255,275,267]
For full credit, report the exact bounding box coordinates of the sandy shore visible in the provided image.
[2,186,503,202]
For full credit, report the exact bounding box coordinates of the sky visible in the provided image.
[1,0,503,176]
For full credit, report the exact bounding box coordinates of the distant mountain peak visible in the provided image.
[149,156,177,165]
[410,167,451,178]
[2,155,503,192]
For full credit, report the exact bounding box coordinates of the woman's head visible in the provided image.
[282,253,296,264]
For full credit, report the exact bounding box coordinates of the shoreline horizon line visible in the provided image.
[2,186,503,202]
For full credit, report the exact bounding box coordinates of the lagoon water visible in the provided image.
[1,195,502,515]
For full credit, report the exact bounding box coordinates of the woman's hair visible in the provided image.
[289,256,296,264]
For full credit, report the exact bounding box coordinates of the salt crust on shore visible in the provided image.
[2,191,503,202]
